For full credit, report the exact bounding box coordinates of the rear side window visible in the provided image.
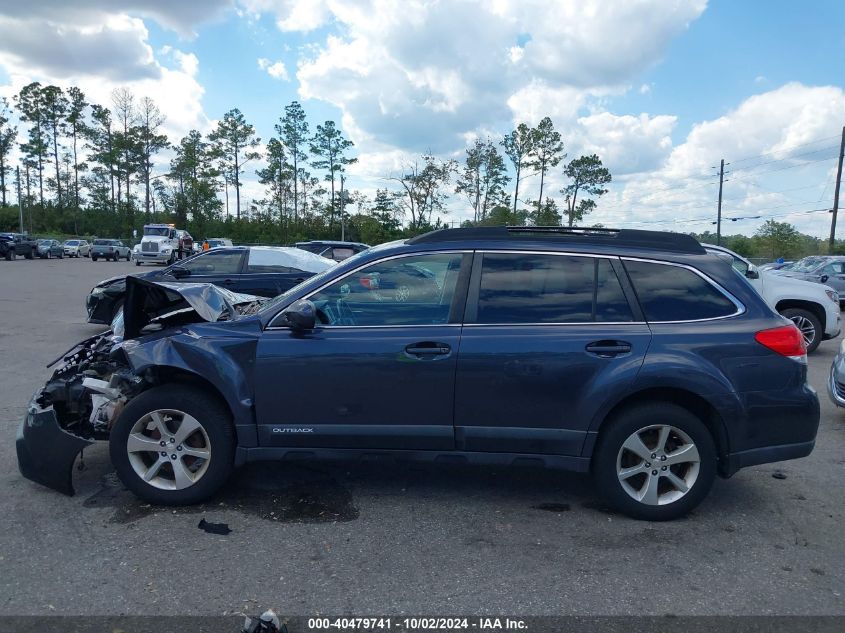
[623,260,737,322]
[474,253,633,324]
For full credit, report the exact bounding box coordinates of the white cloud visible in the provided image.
[258,57,290,80]
[591,84,845,237]
[0,0,234,36]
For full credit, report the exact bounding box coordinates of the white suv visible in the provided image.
[706,244,840,352]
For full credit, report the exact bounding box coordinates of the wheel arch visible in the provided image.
[587,387,731,467]
[774,299,825,331]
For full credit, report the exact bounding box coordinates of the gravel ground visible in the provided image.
[0,255,843,616]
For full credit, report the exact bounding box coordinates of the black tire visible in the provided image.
[24,249,33,260]
[45,251,50,259]
[4,250,12,260]
[168,251,176,266]
[92,255,98,261]
[592,402,717,521]
[58,252,63,259]
[110,384,235,505]
[135,259,141,266]
[126,251,131,261]
[779,308,822,354]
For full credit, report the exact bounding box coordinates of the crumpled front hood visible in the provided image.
[122,276,265,338]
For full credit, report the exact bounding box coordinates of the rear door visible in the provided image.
[454,251,651,456]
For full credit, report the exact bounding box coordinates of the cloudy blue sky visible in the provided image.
[0,0,843,235]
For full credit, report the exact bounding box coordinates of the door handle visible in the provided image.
[405,342,451,358]
[585,340,632,358]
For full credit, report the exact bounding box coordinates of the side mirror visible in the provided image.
[170,266,190,279]
[820,274,829,283]
[283,299,316,332]
[745,267,759,280]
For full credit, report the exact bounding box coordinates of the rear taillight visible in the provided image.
[755,324,807,362]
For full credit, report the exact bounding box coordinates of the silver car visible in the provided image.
[775,256,845,302]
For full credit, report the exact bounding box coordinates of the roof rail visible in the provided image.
[406,226,705,254]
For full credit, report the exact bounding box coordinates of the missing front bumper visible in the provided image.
[16,401,94,496]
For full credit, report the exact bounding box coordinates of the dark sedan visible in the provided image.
[36,239,64,259]
[86,246,335,324]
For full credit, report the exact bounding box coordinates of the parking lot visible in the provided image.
[0,256,843,616]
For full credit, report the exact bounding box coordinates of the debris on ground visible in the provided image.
[198,518,232,535]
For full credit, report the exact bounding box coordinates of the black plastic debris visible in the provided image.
[198,518,232,535]
[772,471,787,480]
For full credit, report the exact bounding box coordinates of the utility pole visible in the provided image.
[15,165,23,233]
[716,159,725,245]
[828,126,845,250]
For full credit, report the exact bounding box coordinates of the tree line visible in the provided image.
[0,82,613,245]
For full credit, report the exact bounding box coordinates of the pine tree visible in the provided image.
[310,120,356,228]
[279,101,309,221]
[208,108,260,220]
[65,87,89,210]
[15,82,48,207]
[0,98,17,207]
[501,123,534,216]
[560,154,611,227]
[527,117,564,213]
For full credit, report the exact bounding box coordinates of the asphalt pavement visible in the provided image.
[0,256,843,616]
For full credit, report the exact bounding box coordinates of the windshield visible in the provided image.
[65,240,79,246]
[38,240,51,245]
[144,227,170,237]
[790,257,825,273]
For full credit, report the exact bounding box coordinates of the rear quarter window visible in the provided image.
[623,260,738,322]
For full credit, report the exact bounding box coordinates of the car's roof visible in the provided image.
[403,226,705,255]
[296,240,369,247]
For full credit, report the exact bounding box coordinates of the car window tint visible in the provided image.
[310,253,462,326]
[475,254,632,324]
[624,260,737,321]
[247,249,294,273]
[182,250,243,275]
[332,248,355,260]
[822,262,844,275]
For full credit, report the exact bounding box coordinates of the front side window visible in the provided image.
[180,250,243,275]
[473,253,633,324]
[309,253,463,326]
[821,262,844,275]
[624,260,738,322]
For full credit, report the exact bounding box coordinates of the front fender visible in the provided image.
[121,323,262,447]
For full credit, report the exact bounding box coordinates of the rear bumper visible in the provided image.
[721,384,820,476]
[722,440,815,476]
[16,397,93,495]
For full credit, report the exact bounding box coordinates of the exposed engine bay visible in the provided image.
[17,278,267,495]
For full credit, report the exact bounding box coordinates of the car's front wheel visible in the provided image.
[593,402,716,521]
[110,385,235,505]
[779,308,821,353]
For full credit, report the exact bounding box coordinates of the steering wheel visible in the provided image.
[334,298,357,326]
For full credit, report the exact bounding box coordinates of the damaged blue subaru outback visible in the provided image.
[17,227,820,520]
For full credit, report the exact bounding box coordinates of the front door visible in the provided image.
[254,251,470,450]
[454,252,651,455]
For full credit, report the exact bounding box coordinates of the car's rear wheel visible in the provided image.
[779,308,821,353]
[92,255,98,261]
[110,385,235,505]
[5,250,12,260]
[25,249,33,259]
[593,402,716,521]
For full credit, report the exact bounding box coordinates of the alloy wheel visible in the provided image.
[788,315,816,347]
[126,409,211,490]
[616,424,700,506]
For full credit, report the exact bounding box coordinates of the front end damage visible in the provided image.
[18,278,267,495]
